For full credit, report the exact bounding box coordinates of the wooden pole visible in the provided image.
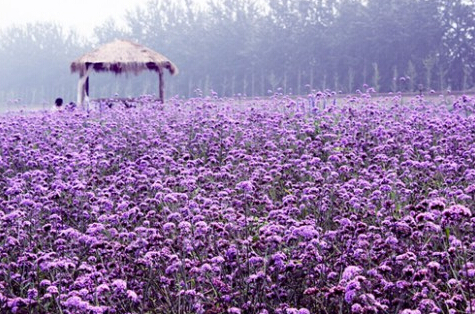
[85,76,89,98]
[77,66,92,108]
[85,64,90,98]
[77,73,84,106]
[158,67,164,104]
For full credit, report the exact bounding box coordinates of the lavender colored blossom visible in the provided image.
[63,296,89,310]
[96,283,110,294]
[351,303,363,314]
[442,204,472,221]
[1,95,475,313]
[341,266,362,281]
[400,310,421,314]
[127,290,139,302]
[46,286,59,294]
[292,225,318,239]
[112,279,127,292]
[344,278,362,303]
[236,180,254,192]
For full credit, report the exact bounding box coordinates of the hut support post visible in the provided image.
[85,76,89,98]
[77,66,91,108]
[158,67,164,104]
[77,74,86,108]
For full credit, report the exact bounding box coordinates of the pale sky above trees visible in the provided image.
[0,0,152,37]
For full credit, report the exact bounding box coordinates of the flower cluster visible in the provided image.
[0,94,474,313]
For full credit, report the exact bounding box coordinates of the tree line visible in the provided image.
[0,0,474,106]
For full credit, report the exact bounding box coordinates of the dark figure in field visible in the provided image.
[121,99,136,109]
[55,98,63,108]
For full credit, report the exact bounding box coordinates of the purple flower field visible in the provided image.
[1,93,475,314]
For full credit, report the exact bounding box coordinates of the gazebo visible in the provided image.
[70,39,178,105]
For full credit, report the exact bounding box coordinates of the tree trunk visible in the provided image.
[251,71,255,97]
[297,68,301,96]
[310,68,314,92]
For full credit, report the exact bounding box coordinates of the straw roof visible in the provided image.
[70,39,178,75]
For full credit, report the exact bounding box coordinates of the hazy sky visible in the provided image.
[0,0,148,37]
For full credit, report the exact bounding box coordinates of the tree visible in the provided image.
[439,0,475,90]
[0,22,85,105]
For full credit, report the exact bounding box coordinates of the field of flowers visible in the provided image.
[1,93,475,314]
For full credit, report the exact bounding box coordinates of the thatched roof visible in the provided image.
[70,39,178,75]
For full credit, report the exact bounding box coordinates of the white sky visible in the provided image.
[0,0,149,37]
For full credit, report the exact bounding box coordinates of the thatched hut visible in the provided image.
[71,39,178,105]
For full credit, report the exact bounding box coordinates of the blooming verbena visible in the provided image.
[344,278,362,303]
[126,290,139,302]
[341,266,363,281]
[399,310,422,314]
[228,307,242,314]
[96,283,110,294]
[1,94,475,313]
[442,204,472,221]
[111,279,127,292]
[236,180,254,193]
[63,296,89,310]
[292,225,318,239]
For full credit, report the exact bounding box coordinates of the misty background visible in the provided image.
[0,0,474,107]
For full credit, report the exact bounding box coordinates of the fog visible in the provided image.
[0,0,474,107]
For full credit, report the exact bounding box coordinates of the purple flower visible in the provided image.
[211,256,225,265]
[228,307,242,314]
[127,290,139,302]
[341,266,362,281]
[442,204,472,222]
[201,263,212,273]
[96,284,110,294]
[111,279,127,292]
[466,300,475,314]
[249,256,264,266]
[427,261,440,270]
[63,296,89,310]
[351,303,363,313]
[46,286,59,295]
[236,180,254,193]
[226,246,238,260]
[39,279,51,287]
[344,279,362,303]
[163,193,178,203]
[163,222,176,232]
[27,288,38,300]
[88,305,110,314]
[272,252,287,269]
[423,221,441,233]
[400,310,421,314]
[178,221,192,233]
[292,225,318,239]
[419,299,440,313]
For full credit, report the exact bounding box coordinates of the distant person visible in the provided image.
[54,98,63,111]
